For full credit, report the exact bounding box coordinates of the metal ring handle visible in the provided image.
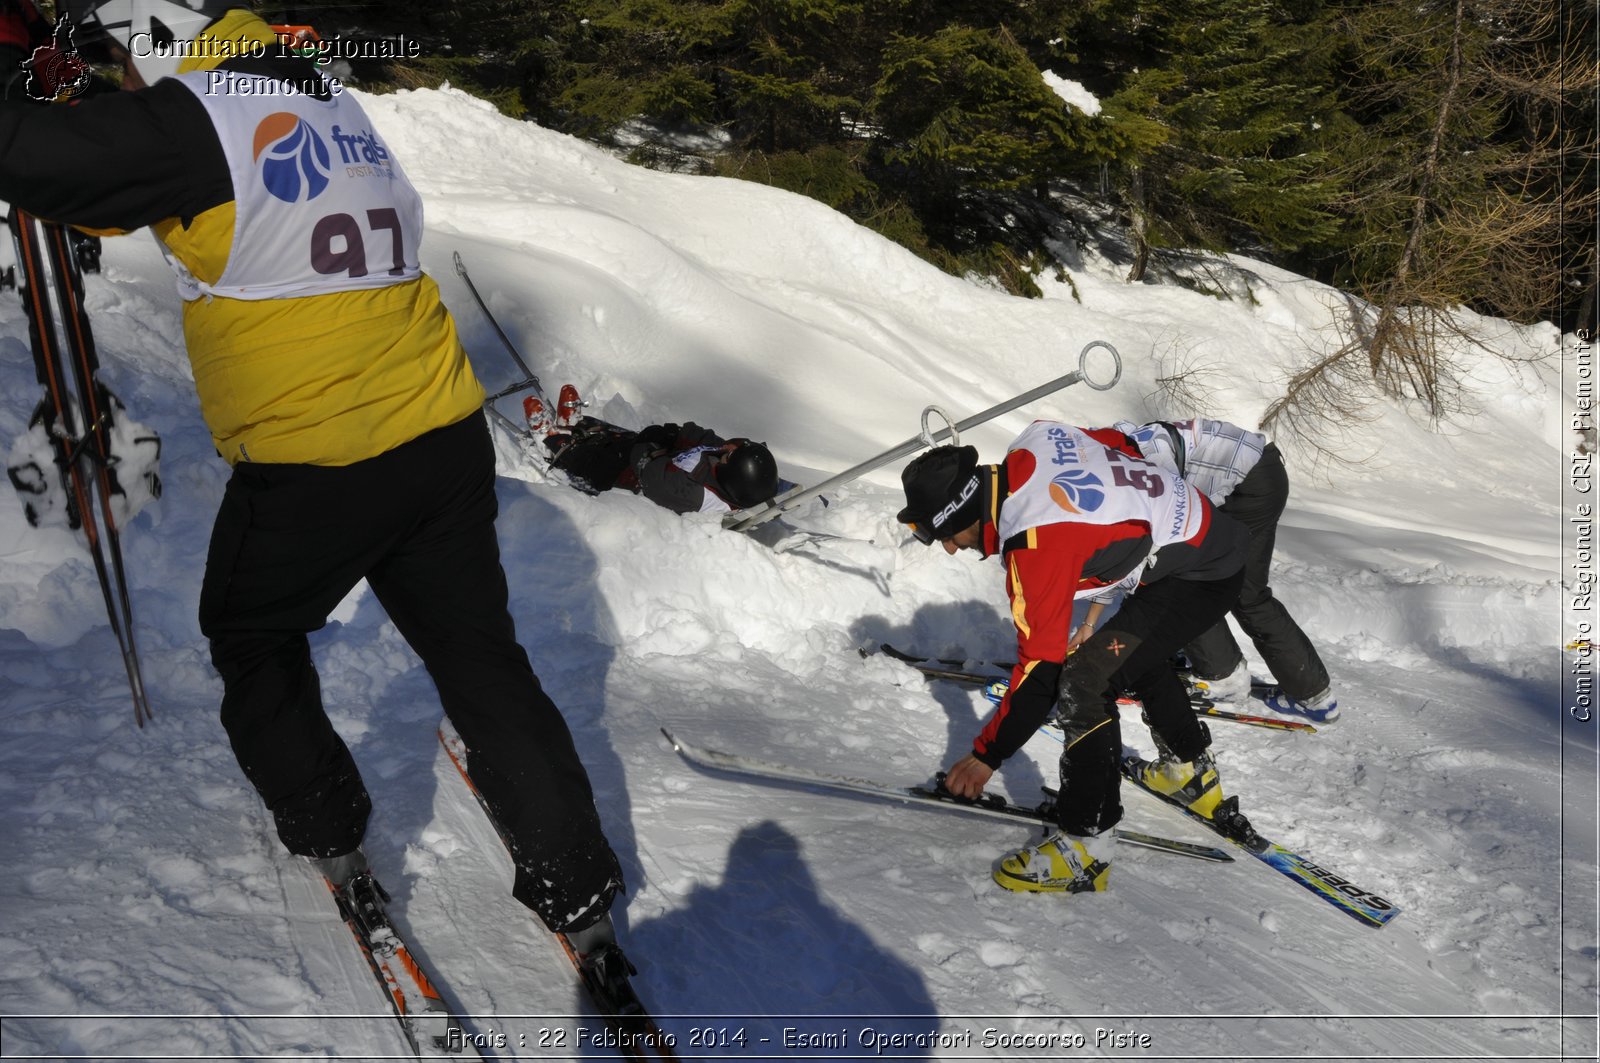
[1079,340,1122,392]
[920,405,958,448]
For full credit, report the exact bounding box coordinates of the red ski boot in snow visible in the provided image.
[523,394,551,435]
[556,384,584,428]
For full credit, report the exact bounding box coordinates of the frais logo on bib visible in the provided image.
[1049,468,1105,513]
[253,113,332,203]
[328,125,393,175]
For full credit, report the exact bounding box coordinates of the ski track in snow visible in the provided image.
[1,85,1592,1061]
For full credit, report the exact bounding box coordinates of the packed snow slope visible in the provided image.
[0,86,1592,1061]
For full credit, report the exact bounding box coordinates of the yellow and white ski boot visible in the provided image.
[1139,749,1226,820]
[993,831,1113,893]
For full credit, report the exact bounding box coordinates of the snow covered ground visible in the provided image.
[0,85,1592,1061]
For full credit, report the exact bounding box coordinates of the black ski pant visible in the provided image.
[1182,444,1331,700]
[547,430,636,495]
[1051,569,1245,836]
[199,413,622,933]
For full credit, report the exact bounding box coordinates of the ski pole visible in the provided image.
[452,251,541,388]
[725,340,1122,531]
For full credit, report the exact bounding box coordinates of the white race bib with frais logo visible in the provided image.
[999,420,1205,549]
[169,71,422,301]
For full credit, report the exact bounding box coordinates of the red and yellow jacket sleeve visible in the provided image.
[973,518,1151,767]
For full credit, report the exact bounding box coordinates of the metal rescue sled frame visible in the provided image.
[722,340,1123,533]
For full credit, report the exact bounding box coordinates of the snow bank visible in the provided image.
[0,86,1585,1061]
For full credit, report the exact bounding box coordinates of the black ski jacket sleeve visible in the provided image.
[0,76,228,231]
[0,53,321,232]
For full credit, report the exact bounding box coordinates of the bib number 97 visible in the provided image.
[311,208,406,278]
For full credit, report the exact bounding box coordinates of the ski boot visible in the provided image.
[1190,661,1251,703]
[993,831,1113,893]
[311,848,370,891]
[566,913,648,1022]
[555,384,584,428]
[1138,748,1227,820]
[1263,687,1341,723]
[523,394,552,435]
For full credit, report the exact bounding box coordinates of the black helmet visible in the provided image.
[715,440,779,509]
[897,445,982,544]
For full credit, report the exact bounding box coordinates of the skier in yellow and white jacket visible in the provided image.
[0,1,625,957]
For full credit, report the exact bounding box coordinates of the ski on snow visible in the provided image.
[661,729,1232,863]
[864,643,1318,733]
[1117,755,1401,928]
[857,643,1394,926]
[437,720,679,1061]
[966,664,1397,926]
[322,868,483,1059]
[1021,679,1312,734]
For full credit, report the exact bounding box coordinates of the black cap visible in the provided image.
[897,445,982,543]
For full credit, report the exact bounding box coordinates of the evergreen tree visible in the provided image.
[324,0,566,117]
[1266,0,1594,423]
[715,0,869,152]
[872,25,1112,250]
[548,0,871,151]
[1058,0,1338,280]
[550,0,725,135]
[328,0,1588,330]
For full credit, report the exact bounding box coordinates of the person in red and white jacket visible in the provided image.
[897,420,1248,894]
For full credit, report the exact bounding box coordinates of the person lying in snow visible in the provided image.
[543,416,781,515]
